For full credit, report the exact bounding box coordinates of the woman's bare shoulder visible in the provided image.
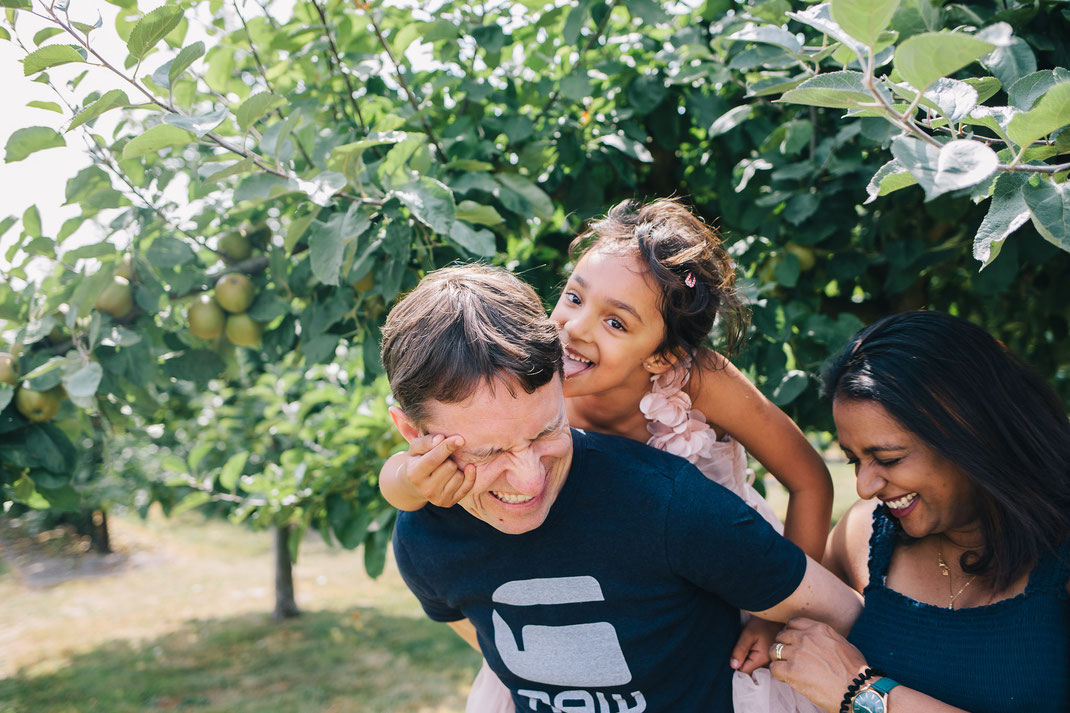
[825,498,879,592]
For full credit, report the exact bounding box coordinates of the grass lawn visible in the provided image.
[0,456,858,713]
[0,512,480,713]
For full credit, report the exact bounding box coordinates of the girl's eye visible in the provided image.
[566,291,581,305]
[607,318,625,331]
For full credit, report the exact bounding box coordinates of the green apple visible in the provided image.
[219,231,253,261]
[0,353,17,386]
[95,276,134,318]
[784,242,817,271]
[15,386,63,422]
[188,294,226,340]
[215,273,255,313]
[114,253,135,280]
[225,313,263,348]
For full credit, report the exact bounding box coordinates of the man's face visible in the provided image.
[417,375,572,534]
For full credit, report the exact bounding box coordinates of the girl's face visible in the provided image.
[833,398,979,542]
[549,249,668,398]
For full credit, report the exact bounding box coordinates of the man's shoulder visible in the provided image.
[572,428,692,481]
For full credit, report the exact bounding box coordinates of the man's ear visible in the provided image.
[642,351,676,375]
[389,406,422,443]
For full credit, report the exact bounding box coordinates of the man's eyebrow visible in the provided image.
[464,414,567,460]
[571,273,644,323]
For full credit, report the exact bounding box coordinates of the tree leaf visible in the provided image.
[62,361,103,398]
[1024,179,1070,250]
[236,92,285,133]
[392,176,456,234]
[778,71,881,110]
[771,369,809,405]
[22,44,85,75]
[145,235,196,267]
[295,171,347,207]
[864,159,917,204]
[708,105,753,137]
[964,76,1002,104]
[830,0,898,49]
[121,124,195,159]
[973,173,1030,266]
[219,451,247,491]
[162,107,228,138]
[923,78,978,124]
[307,220,346,286]
[0,383,12,412]
[786,3,866,59]
[449,221,496,256]
[1006,82,1070,149]
[455,200,504,226]
[127,5,184,60]
[1007,69,1070,112]
[726,24,802,54]
[202,156,256,185]
[27,100,62,113]
[168,40,205,87]
[599,132,654,161]
[981,37,1036,92]
[894,32,994,93]
[889,137,998,201]
[68,89,129,131]
[5,126,65,162]
[496,173,553,220]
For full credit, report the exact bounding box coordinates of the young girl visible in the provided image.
[380,198,832,713]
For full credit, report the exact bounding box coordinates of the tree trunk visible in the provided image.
[273,524,299,620]
[89,509,111,554]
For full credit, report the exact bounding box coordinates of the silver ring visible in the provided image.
[773,642,785,661]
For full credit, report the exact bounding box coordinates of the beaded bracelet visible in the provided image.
[839,667,883,713]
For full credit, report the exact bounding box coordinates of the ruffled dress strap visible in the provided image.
[866,505,897,586]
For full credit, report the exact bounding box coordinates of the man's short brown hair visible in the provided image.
[380,264,562,424]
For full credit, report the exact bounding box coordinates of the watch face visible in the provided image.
[852,690,886,713]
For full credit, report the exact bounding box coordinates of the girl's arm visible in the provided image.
[378,434,477,511]
[690,353,834,560]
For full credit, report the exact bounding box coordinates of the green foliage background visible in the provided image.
[0,0,1068,572]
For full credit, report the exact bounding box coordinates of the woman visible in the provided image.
[769,311,1070,713]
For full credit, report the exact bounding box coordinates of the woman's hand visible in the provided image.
[768,617,869,713]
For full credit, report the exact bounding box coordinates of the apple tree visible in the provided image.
[1,0,1068,614]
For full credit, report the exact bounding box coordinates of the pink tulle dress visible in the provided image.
[465,360,822,713]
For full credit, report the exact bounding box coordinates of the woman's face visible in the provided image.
[833,398,979,542]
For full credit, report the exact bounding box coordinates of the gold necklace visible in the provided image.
[937,539,977,609]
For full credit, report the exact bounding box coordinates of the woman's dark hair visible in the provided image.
[824,310,1070,589]
[569,198,749,364]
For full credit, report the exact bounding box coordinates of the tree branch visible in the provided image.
[359,1,446,159]
[312,0,368,133]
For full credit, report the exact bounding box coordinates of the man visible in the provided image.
[383,264,860,712]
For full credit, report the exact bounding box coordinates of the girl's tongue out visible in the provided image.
[562,348,593,378]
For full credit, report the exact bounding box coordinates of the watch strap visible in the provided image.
[869,677,900,696]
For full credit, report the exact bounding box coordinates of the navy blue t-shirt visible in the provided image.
[393,429,806,712]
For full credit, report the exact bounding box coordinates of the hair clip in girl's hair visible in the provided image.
[684,272,696,288]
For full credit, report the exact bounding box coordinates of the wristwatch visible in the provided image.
[851,676,900,713]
